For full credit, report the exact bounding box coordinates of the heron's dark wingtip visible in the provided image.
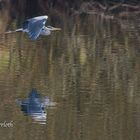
[28,31,39,40]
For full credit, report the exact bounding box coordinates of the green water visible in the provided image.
[0,15,139,140]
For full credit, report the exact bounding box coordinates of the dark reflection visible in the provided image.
[16,89,56,124]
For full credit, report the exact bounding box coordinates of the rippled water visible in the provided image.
[0,15,140,140]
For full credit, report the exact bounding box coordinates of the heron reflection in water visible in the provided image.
[6,15,61,40]
[16,89,56,124]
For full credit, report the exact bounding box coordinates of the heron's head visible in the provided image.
[46,26,61,31]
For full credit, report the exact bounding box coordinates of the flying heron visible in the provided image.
[6,15,61,40]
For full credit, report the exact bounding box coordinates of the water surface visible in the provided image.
[0,15,139,140]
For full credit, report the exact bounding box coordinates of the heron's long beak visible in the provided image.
[52,27,61,31]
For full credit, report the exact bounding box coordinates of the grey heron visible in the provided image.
[16,88,56,124]
[7,15,61,40]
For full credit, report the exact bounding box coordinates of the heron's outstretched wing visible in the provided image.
[26,16,48,40]
[22,16,48,30]
[27,20,45,40]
